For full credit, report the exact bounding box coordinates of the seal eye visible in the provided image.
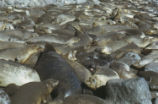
[131,54,136,58]
[15,58,18,62]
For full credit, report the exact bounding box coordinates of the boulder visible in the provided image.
[0,89,11,104]
[105,78,152,104]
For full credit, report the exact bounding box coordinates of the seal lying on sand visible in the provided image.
[34,50,82,99]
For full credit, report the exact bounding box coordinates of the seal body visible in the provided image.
[9,79,58,104]
[0,59,40,87]
[63,94,107,104]
[35,51,81,98]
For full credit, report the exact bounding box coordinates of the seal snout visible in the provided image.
[44,79,59,92]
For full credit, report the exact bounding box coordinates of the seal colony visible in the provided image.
[0,0,158,104]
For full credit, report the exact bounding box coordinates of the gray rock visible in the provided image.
[151,91,158,99]
[0,89,11,104]
[154,98,158,104]
[138,71,158,90]
[105,78,152,104]
[0,0,87,7]
[145,62,158,73]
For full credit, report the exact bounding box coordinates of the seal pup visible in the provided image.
[6,79,58,104]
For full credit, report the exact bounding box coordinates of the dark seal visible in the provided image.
[34,50,82,99]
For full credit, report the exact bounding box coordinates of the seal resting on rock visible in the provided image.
[34,49,82,99]
[5,79,58,104]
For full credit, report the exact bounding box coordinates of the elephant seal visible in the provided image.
[6,79,58,104]
[63,94,108,104]
[34,50,82,99]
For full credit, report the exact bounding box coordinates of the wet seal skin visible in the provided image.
[6,79,58,104]
[63,94,107,104]
[34,50,82,99]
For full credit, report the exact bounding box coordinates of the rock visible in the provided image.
[153,98,158,104]
[144,62,158,73]
[0,89,11,104]
[138,71,158,90]
[105,78,152,104]
[151,91,158,99]
[0,0,87,7]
